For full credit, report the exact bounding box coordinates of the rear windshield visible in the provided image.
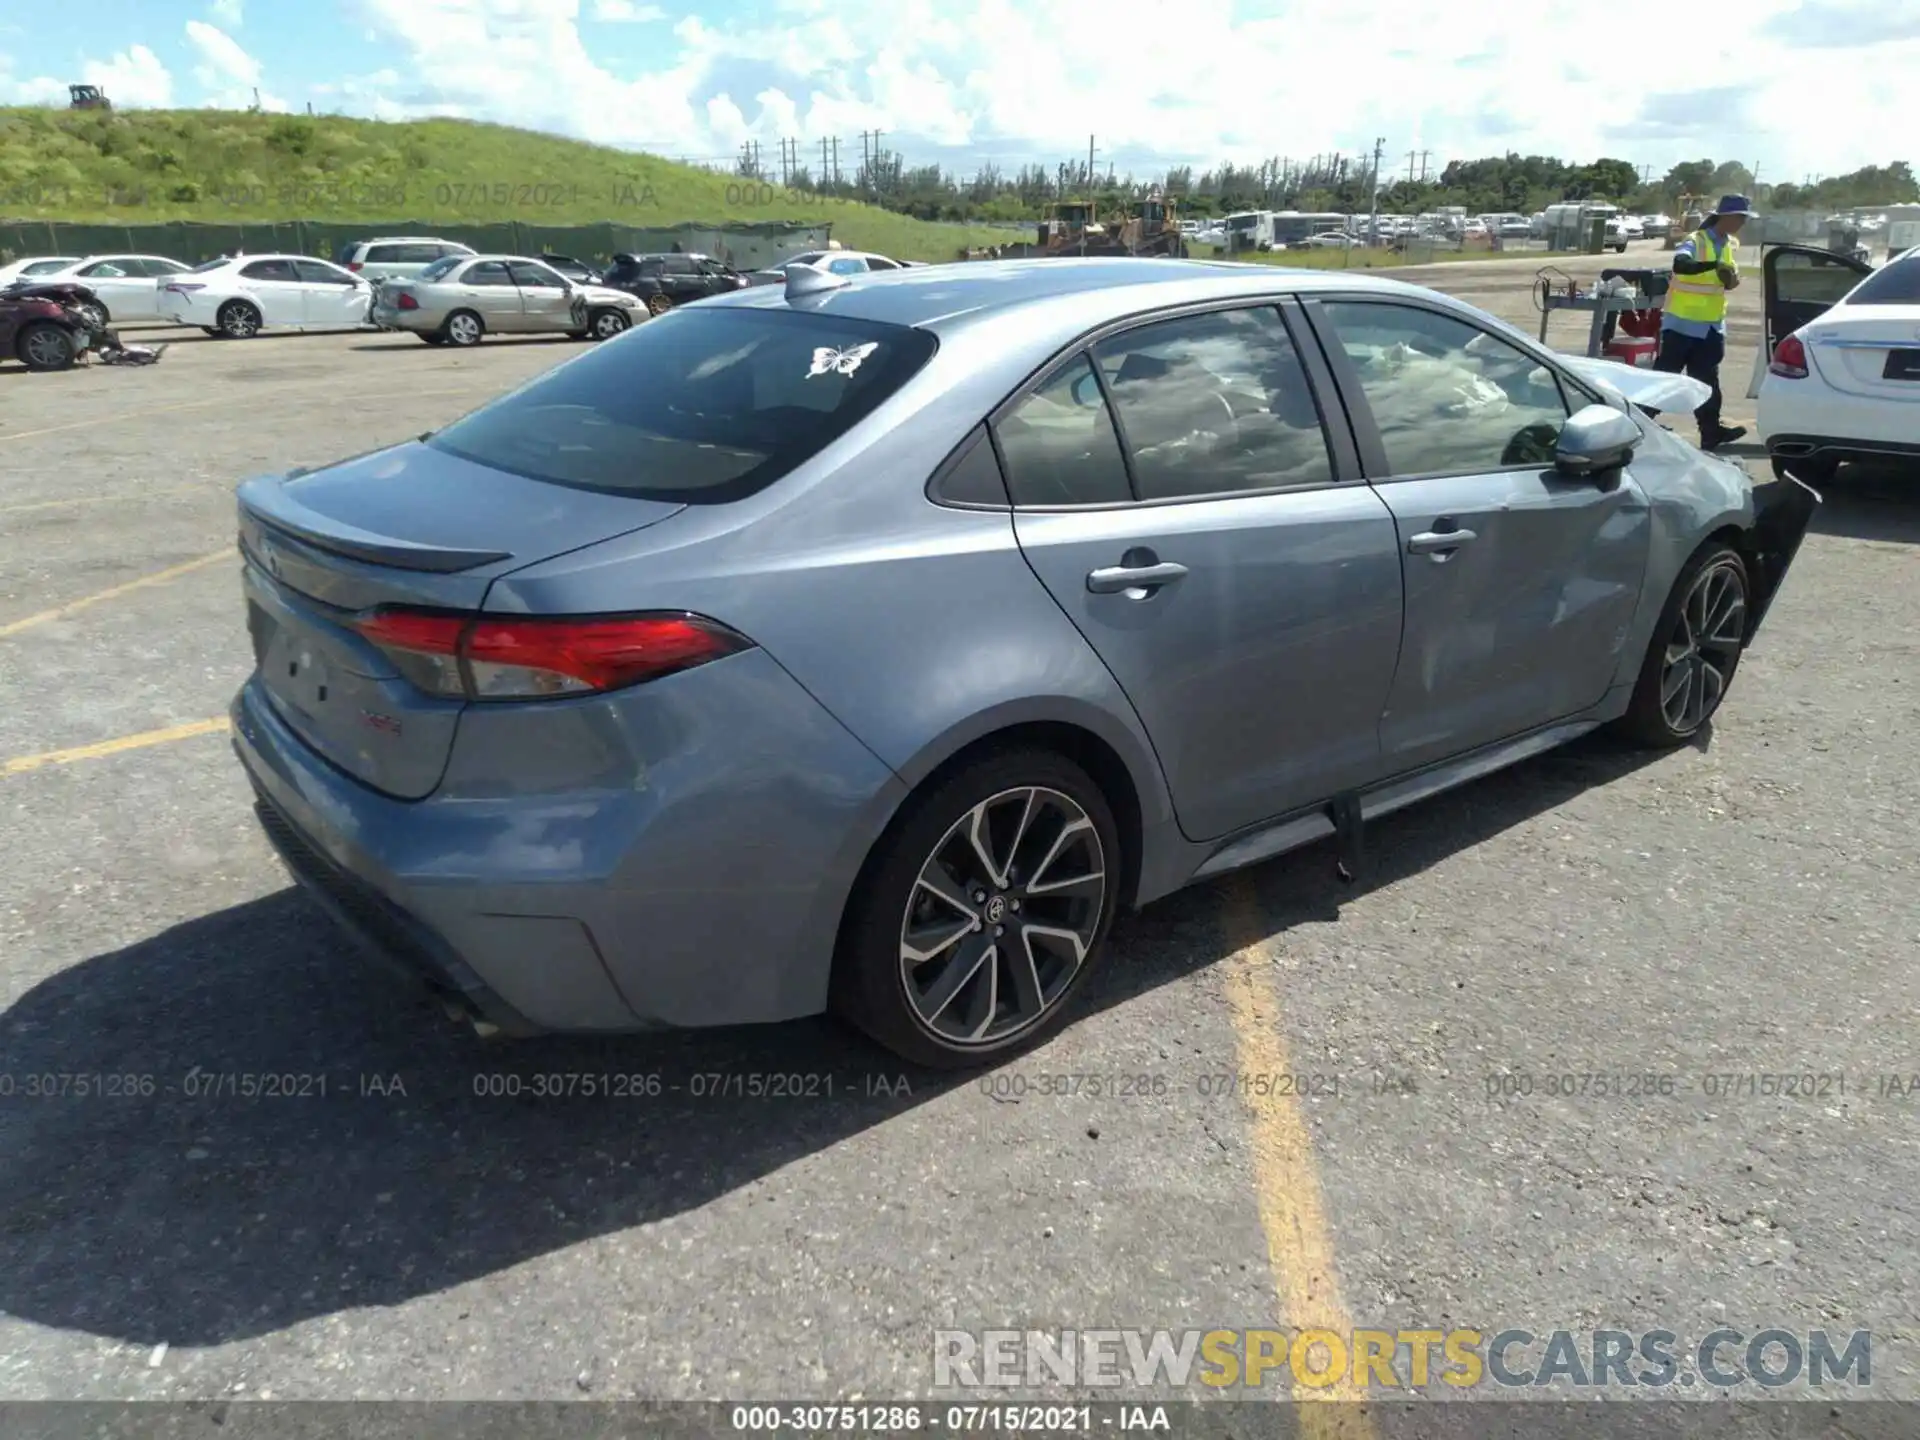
[426,306,938,502]
[1845,254,1920,305]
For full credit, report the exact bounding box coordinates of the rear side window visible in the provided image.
[241,259,299,282]
[1091,306,1334,498]
[1845,255,1920,305]
[994,355,1132,506]
[426,307,938,502]
[419,255,463,281]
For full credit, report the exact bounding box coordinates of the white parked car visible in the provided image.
[0,255,81,286]
[159,254,376,337]
[27,254,195,325]
[745,247,914,286]
[1757,245,1920,482]
[1618,216,1645,241]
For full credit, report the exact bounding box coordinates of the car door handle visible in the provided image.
[1407,527,1476,554]
[1087,562,1188,594]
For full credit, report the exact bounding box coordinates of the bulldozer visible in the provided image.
[69,84,110,111]
[1033,189,1188,258]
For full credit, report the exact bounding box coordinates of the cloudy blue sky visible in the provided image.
[0,0,1910,183]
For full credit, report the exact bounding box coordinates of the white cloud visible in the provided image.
[591,0,666,19]
[210,0,244,26]
[184,20,289,110]
[82,45,174,107]
[334,0,1908,183]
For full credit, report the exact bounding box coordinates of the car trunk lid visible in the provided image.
[1807,312,1920,400]
[237,441,684,798]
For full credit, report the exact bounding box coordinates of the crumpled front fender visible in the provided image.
[1743,467,1822,642]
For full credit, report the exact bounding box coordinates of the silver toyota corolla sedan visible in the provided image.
[229,258,1818,1067]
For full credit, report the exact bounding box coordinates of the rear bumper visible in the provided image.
[1757,381,1918,454]
[228,649,908,1035]
[1764,432,1920,469]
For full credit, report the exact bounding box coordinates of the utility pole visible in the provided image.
[820,136,831,185]
[1086,135,1098,197]
[1369,136,1385,244]
[830,136,841,186]
[1417,150,1431,181]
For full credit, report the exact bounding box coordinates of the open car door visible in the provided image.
[1746,244,1875,397]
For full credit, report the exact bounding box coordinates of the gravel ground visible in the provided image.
[2,255,1916,1430]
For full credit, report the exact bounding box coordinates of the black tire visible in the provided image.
[588,307,629,340]
[443,309,484,346]
[831,748,1121,1069]
[645,292,672,316]
[1613,542,1749,748]
[217,300,262,339]
[18,321,77,372]
[417,332,447,345]
[201,326,222,337]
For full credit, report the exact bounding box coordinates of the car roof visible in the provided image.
[357,237,472,247]
[699,256,1427,341]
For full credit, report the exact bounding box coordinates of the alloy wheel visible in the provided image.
[222,304,260,338]
[448,313,481,345]
[593,310,628,339]
[899,786,1106,1047]
[22,326,72,369]
[1659,559,1746,733]
[647,293,672,316]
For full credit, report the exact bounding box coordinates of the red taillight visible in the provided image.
[347,610,751,700]
[1769,332,1809,378]
[347,261,362,271]
[396,291,419,310]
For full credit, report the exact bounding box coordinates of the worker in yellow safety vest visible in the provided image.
[1654,194,1752,450]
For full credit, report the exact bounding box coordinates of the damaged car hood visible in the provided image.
[1560,356,1712,414]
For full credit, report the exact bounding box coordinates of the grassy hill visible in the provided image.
[0,108,1020,260]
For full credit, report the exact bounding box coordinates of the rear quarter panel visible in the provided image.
[483,324,1182,896]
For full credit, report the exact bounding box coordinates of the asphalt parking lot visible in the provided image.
[3,256,1918,1427]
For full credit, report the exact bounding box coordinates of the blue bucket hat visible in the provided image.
[1713,194,1755,218]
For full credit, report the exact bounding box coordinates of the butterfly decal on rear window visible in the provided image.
[806,342,878,378]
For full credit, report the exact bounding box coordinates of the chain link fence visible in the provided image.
[0,218,835,271]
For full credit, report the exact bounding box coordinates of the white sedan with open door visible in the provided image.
[1755,244,1920,482]
[159,254,376,337]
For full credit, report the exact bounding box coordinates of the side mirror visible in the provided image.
[1555,403,1642,477]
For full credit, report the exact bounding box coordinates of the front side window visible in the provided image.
[1091,306,1335,498]
[994,355,1132,507]
[826,257,867,275]
[1774,252,1872,307]
[427,308,937,502]
[1316,300,1571,476]
[507,261,564,288]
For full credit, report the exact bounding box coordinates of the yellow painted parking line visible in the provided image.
[1222,875,1376,1437]
[0,547,231,638]
[2,717,230,777]
[0,397,232,444]
[0,482,221,516]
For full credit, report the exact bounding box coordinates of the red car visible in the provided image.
[0,283,92,371]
